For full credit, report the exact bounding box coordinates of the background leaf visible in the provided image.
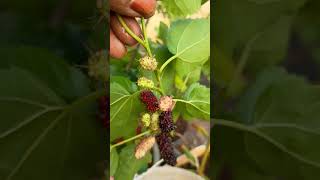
[167,19,210,63]
[213,0,308,76]
[110,149,119,176]
[0,46,90,101]
[0,58,104,179]
[160,0,202,18]
[114,144,151,180]
[235,67,320,179]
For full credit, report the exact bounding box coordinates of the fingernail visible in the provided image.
[130,0,156,18]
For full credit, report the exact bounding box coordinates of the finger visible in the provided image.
[130,0,157,18]
[110,0,140,17]
[110,0,156,18]
[110,14,142,46]
[110,28,127,59]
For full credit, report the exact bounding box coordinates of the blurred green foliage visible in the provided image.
[0,1,107,179]
[213,0,320,179]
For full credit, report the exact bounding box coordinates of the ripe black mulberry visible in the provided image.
[156,133,176,166]
[159,111,175,132]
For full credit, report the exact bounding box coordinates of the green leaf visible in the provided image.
[213,46,246,96]
[110,149,119,176]
[161,0,202,18]
[179,83,210,120]
[154,45,175,95]
[158,22,169,44]
[202,59,210,81]
[0,46,90,100]
[213,0,307,75]
[110,76,143,141]
[236,67,320,178]
[166,19,210,63]
[174,75,187,93]
[114,144,151,180]
[0,67,104,179]
[212,126,276,180]
[175,59,203,86]
[236,68,287,124]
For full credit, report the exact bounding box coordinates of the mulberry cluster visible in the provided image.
[156,133,177,166]
[98,96,109,128]
[140,90,159,112]
[159,111,176,132]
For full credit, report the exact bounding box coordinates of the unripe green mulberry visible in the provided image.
[150,112,159,131]
[139,56,158,71]
[141,113,151,127]
[137,77,154,89]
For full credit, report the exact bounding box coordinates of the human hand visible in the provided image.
[109,0,157,58]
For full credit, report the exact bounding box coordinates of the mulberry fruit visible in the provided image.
[159,96,175,111]
[140,90,159,112]
[137,77,154,89]
[156,133,176,166]
[135,136,156,159]
[150,112,159,131]
[141,113,151,127]
[159,111,175,132]
[88,50,108,82]
[146,101,159,112]
[139,56,158,71]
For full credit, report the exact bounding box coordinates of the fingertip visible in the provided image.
[130,0,157,18]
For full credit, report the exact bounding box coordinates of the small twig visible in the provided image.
[151,87,164,95]
[176,145,206,167]
[181,145,199,168]
[198,144,210,176]
[175,132,189,145]
[117,14,145,46]
[191,123,209,138]
[141,18,152,57]
[159,54,178,74]
[110,130,151,151]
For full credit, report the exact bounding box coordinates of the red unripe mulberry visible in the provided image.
[140,90,159,112]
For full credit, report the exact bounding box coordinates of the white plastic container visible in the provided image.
[134,165,204,180]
